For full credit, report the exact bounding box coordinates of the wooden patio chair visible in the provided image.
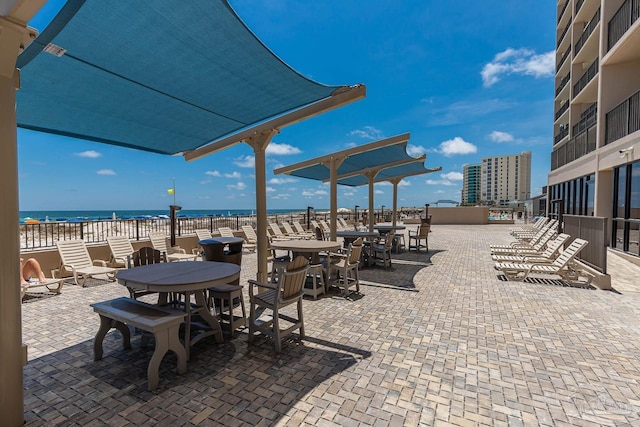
[328,237,363,297]
[371,230,394,268]
[248,256,309,352]
[408,224,429,252]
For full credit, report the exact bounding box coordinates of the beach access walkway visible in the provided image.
[21,224,640,426]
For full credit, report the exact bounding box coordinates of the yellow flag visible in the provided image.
[167,188,174,195]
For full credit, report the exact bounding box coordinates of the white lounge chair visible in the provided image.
[148,231,199,262]
[492,233,570,263]
[55,239,117,287]
[269,223,290,241]
[282,222,312,239]
[495,238,591,284]
[218,227,235,238]
[107,235,136,268]
[490,226,556,253]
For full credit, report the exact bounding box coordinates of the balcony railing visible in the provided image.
[573,103,597,135]
[557,20,571,48]
[555,101,570,121]
[575,8,600,55]
[556,48,571,73]
[572,58,598,99]
[608,0,640,51]
[555,72,570,96]
[554,126,569,144]
[551,124,597,170]
[605,90,640,144]
[558,1,570,24]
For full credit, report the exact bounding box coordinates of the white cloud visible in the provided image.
[224,171,241,178]
[76,150,102,158]
[343,191,355,196]
[266,186,276,193]
[266,143,301,155]
[301,189,328,197]
[481,48,554,87]
[375,190,384,194]
[349,126,384,140]
[426,179,457,186]
[205,170,221,177]
[227,182,247,190]
[268,177,298,185]
[438,137,477,157]
[441,171,463,181]
[398,179,411,187]
[200,179,211,185]
[96,169,116,175]
[489,131,514,143]
[406,144,426,156]
[234,155,254,168]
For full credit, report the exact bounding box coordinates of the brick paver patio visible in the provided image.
[21,224,640,426]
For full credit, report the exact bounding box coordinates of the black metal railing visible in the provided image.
[551,123,597,170]
[608,0,640,51]
[575,8,600,55]
[563,214,608,273]
[605,90,640,144]
[555,73,571,97]
[557,20,571,48]
[556,48,571,73]
[555,101,570,121]
[558,1,570,24]
[573,103,597,135]
[554,126,569,144]
[19,210,396,250]
[572,58,598,99]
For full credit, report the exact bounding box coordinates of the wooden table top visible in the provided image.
[116,261,240,292]
[271,240,341,252]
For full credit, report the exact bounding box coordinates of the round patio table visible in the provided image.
[336,231,379,267]
[373,225,407,253]
[116,261,240,359]
[270,239,341,264]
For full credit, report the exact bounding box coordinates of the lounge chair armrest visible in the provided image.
[169,247,187,254]
[93,259,108,267]
[61,263,76,272]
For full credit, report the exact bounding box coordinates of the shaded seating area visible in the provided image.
[370,230,394,268]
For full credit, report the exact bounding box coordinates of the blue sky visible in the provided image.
[18,0,556,211]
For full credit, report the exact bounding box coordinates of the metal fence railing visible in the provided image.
[20,211,395,251]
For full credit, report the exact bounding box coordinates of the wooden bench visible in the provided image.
[91,297,187,391]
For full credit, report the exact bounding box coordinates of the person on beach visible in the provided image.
[20,257,47,286]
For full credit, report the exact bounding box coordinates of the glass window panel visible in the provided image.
[613,220,625,250]
[617,166,626,219]
[631,162,640,220]
[586,174,594,216]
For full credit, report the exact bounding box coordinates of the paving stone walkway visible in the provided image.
[21,224,640,426]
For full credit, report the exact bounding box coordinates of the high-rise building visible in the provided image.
[462,164,481,205]
[549,0,639,257]
[481,151,532,206]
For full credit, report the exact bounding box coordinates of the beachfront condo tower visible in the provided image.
[481,151,532,206]
[462,164,482,205]
[549,0,640,258]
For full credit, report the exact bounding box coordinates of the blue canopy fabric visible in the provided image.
[16,0,345,155]
[276,133,440,186]
[337,162,442,187]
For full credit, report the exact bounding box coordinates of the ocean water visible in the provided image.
[19,209,304,223]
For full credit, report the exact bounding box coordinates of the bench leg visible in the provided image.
[147,325,187,391]
[94,316,131,361]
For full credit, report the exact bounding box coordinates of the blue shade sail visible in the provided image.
[16,0,344,155]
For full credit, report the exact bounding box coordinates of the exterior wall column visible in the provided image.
[326,156,345,241]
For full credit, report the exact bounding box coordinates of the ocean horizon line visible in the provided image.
[19,208,311,222]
